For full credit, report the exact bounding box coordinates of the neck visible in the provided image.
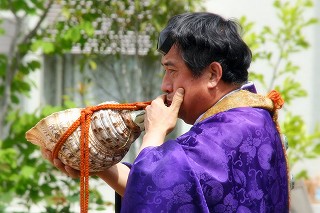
[213,83,241,106]
[193,83,241,125]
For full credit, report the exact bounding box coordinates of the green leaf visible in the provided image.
[0,28,5,35]
[31,40,55,54]
[64,27,81,42]
[42,42,55,54]
[273,0,281,8]
[82,21,95,36]
[248,72,266,88]
[27,60,41,71]
[262,26,272,34]
[41,105,65,116]
[10,94,20,104]
[21,166,36,178]
[0,54,7,77]
[314,144,320,154]
[0,148,17,169]
[62,99,77,108]
[89,60,97,70]
[304,18,318,26]
[17,80,31,92]
[295,170,308,180]
[0,191,14,203]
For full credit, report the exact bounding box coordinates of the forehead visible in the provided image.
[161,45,183,66]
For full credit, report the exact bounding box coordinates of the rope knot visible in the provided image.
[267,90,284,109]
[82,107,93,116]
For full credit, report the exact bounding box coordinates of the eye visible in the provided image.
[162,68,177,78]
[168,70,176,76]
[163,69,175,75]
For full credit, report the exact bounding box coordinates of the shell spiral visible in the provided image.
[25,102,144,172]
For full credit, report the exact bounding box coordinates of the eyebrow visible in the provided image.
[161,61,175,67]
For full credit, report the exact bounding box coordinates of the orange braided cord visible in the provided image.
[52,117,81,159]
[95,102,151,111]
[80,109,92,213]
[266,90,285,133]
[267,90,291,207]
[52,101,151,213]
[267,90,284,109]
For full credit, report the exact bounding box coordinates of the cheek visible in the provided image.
[180,93,193,112]
[178,95,196,124]
[173,79,187,90]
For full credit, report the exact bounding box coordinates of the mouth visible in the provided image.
[165,96,172,107]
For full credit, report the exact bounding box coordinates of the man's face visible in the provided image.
[161,45,211,124]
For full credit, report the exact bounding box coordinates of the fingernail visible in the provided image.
[43,151,49,159]
[177,88,185,95]
[65,166,72,173]
[53,158,59,166]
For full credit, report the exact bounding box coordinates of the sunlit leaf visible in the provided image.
[295,170,308,180]
[314,144,320,154]
[21,166,36,178]
[89,60,97,70]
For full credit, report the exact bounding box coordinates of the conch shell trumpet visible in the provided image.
[25,101,148,172]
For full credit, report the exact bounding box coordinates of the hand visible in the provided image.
[140,88,184,151]
[144,88,184,135]
[41,147,81,178]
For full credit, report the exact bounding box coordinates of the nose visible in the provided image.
[161,72,173,94]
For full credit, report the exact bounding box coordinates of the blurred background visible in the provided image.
[0,0,319,212]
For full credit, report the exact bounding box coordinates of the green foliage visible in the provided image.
[0,0,51,130]
[1,102,107,212]
[281,113,320,179]
[32,0,203,57]
[241,0,320,178]
[0,104,70,211]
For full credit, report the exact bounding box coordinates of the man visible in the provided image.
[43,12,289,212]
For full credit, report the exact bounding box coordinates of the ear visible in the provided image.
[207,62,223,89]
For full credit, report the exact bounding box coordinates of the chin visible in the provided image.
[184,119,195,125]
[179,114,194,125]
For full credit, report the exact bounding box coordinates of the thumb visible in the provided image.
[170,88,184,111]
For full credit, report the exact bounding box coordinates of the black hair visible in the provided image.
[158,12,252,85]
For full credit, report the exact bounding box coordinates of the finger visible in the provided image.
[40,147,53,164]
[153,94,166,104]
[65,166,80,178]
[158,94,167,101]
[53,158,68,174]
[170,88,184,111]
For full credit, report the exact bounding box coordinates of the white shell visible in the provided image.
[25,102,144,172]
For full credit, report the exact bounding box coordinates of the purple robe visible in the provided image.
[121,107,289,212]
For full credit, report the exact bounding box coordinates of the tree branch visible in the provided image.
[0,4,23,138]
[22,0,55,44]
[0,0,55,138]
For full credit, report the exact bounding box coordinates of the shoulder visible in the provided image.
[179,107,276,145]
[175,107,280,170]
[199,107,273,126]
